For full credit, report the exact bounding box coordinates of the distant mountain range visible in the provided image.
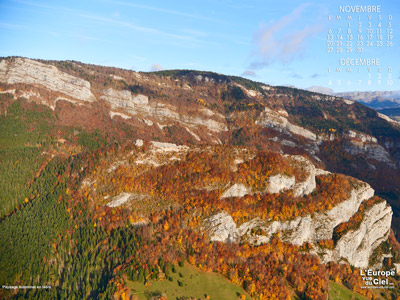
[307,86,400,112]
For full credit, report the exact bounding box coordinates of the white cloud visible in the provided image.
[290,73,303,79]
[131,55,146,61]
[241,70,257,77]
[250,4,322,69]
[78,13,203,45]
[150,64,164,71]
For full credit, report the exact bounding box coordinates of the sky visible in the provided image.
[0,0,399,92]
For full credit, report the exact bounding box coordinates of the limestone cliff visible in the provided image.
[290,155,317,197]
[256,107,317,140]
[266,174,295,194]
[205,174,392,268]
[100,87,227,135]
[333,200,392,268]
[0,58,95,102]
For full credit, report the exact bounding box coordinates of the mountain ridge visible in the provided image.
[1,56,400,299]
[1,57,400,217]
[306,86,400,110]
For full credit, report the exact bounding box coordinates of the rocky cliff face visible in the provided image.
[207,182,375,243]
[290,155,317,197]
[221,183,250,198]
[0,58,95,102]
[100,88,149,112]
[256,107,317,141]
[344,141,395,167]
[266,174,295,193]
[99,87,228,138]
[205,211,238,243]
[0,57,230,144]
[343,130,395,167]
[334,200,392,268]
[205,165,392,268]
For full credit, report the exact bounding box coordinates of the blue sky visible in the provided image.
[0,0,399,92]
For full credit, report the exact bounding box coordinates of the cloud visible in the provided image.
[150,64,164,71]
[241,70,257,77]
[250,4,322,69]
[71,32,113,46]
[310,73,320,78]
[180,28,207,37]
[79,14,203,45]
[131,55,146,61]
[290,73,303,79]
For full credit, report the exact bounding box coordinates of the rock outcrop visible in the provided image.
[0,58,227,137]
[377,112,400,126]
[335,200,392,268]
[344,140,395,167]
[101,88,227,134]
[150,141,189,152]
[346,130,377,143]
[205,211,238,242]
[150,102,226,133]
[109,111,131,119]
[343,130,396,167]
[205,181,392,268]
[266,174,295,193]
[101,88,149,114]
[221,155,316,198]
[107,192,133,207]
[290,155,317,197]
[312,184,375,240]
[106,192,149,208]
[133,141,189,167]
[221,183,251,198]
[0,58,95,102]
[256,107,317,140]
